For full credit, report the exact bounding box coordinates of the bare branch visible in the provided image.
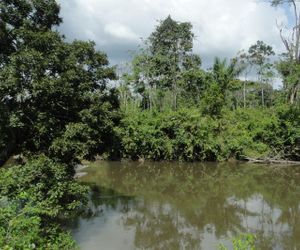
[276,20,291,52]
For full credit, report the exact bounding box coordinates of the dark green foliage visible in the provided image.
[0,0,119,164]
[117,109,219,161]
[0,155,87,249]
[200,81,226,116]
[0,0,119,248]
[0,38,118,163]
[0,155,88,218]
[0,0,61,64]
[0,202,78,250]
[276,59,300,104]
[180,68,207,105]
[276,105,300,160]
[199,58,243,116]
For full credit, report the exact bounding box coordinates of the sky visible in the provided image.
[58,0,290,69]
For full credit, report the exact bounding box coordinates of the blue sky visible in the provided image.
[58,0,290,70]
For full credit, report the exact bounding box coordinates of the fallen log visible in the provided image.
[244,157,300,165]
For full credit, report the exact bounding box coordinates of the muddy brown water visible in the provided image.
[69,161,300,250]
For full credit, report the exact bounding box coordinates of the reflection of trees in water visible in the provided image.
[77,162,300,249]
[119,196,254,249]
[67,185,135,231]
[277,204,300,249]
[86,185,135,217]
[122,200,203,249]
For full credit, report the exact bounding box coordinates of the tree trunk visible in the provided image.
[172,83,177,111]
[261,86,264,107]
[243,81,246,108]
[290,88,295,104]
[289,84,299,104]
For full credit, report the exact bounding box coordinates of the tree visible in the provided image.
[0,0,61,63]
[212,57,242,91]
[180,68,207,106]
[248,41,275,107]
[270,0,300,103]
[130,16,201,110]
[201,58,243,116]
[0,0,119,164]
[0,0,62,162]
[271,0,300,61]
[0,0,120,247]
[234,50,252,108]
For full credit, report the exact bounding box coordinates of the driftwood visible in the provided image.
[74,164,88,179]
[244,157,300,165]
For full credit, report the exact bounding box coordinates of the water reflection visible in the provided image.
[70,161,300,250]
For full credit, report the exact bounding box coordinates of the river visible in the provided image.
[69,161,300,250]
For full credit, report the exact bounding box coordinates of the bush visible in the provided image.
[0,155,88,249]
[117,108,219,161]
[0,202,77,250]
[117,107,298,161]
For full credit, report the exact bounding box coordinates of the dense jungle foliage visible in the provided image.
[0,0,299,249]
[117,106,300,161]
[116,16,300,162]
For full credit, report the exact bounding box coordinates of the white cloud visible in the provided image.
[58,0,288,67]
[104,23,139,41]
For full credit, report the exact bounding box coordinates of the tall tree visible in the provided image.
[271,0,300,103]
[248,41,275,107]
[131,16,201,110]
[234,50,252,108]
[271,0,300,61]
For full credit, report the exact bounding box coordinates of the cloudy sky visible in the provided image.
[58,0,289,68]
